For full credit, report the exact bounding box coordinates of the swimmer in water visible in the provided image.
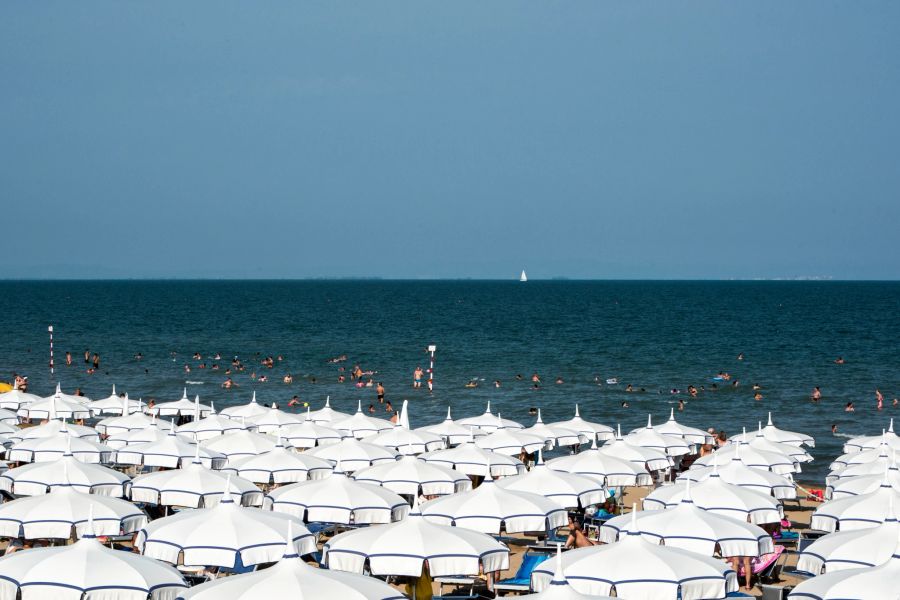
[834,357,845,364]
[831,424,838,434]
[876,389,884,410]
[678,399,685,411]
[811,387,822,402]
[555,377,564,384]
[845,402,854,412]
[621,401,629,408]
[737,353,744,360]
[528,407,537,415]
[754,392,763,401]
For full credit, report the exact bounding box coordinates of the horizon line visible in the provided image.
[1,277,899,283]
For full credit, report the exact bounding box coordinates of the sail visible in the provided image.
[520,270,528,282]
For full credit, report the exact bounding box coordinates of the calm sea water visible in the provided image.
[1,280,898,482]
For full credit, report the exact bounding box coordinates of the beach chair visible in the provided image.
[494,551,551,595]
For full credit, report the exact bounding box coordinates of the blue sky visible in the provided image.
[1,2,898,279]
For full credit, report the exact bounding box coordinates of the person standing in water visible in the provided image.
[413,366,423,388]
[876,389,884,410]
[376,382,385,404]
[811,387,822,402]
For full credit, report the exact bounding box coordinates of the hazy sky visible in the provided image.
[1,2,898,279]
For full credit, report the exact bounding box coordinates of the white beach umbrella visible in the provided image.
[643,470,783,525]
[0,518,186,600]
[828,466,900,499]
[18,392,90,421]
[277,407,344,448]
[798,502,899,575]
[0,409,18,426]
[96,407,172,436]
[218,391,269,420]
[305,437,398,472]
[8,425,115,464]
[601,484,773,557]
[497,451,607,509]
[625,415,693,457]
[678,447,798,500]
[734,423,815,463]
[45,384,91,405]
[547,437,653,487]
[810,478,900,532]
[843,418,900,454]
[474,414,548,456]
[600,425,673,472]
[420,435,526,477]
[353,454,472,497]
[178,526,406,600]
[456,401,523,432]
[115,429,226,469]
[150,391,212,418]
[0,387,42,410]
[324,497,509,577]
[751,412,815,448]
[829,439,898,475]
[128,447,263,508]
[367,400,445,454]
[655,408,714,444]
[0,440,129,497]
[829,454,899,483]
[547,404,615,441]
[519,546,617,600]
[331,401,394,439]
[137,482,315,568]
[530,516,739,599]
[418,406,486,446]
[10,419,99,443]
[420,475,567,534]
[222,438,333,484]
[177,402,246,441]
[87,387,146,416]
[106,417,174,449]
[264,467,409,524]
[200,429,280,461]
[695,437,800,475]
[523,409,586,448]
[0,486,146,539]
[246,406,303,434]
[304,395,352,424]
[788,542,900,600]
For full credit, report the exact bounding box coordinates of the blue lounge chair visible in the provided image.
[494,551,551,594]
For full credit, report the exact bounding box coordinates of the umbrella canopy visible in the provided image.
[368,425,445,455]
[18,393,90,421]
[305,437,398,472]
[733,423,815,462]
[0,527,186,600]
[7,426,115,464]
[843,419,900,454]
[0,410,18,427]
[87,387,146,416]
[695,438,800,475]
[601,486,773,558]
[353,454,472,496]
[643,471,783,525]
[178,527,406,600]
[798,507,899,575]
[547,438,653,487]
[828,466,900,499]
[0,444,129,497]
[599,426,673,472]
[150,391,213,418]
[810,479,900,532]
[547,404,615,441]
[420,436,526,477]
[277,408,344,448]
[115,429,226,469]
[738,412,815,448]
[96,409,171,436]
[497,452,607,509]
[522,409,585,448]
[474,415,548,456]
[0,486,146,539]
[654,408,714,444]
[200,429,280,461]
[829,441,898,477]
[44,384,91,405]
[128,448,263,508]
[417,406,486,446]
[218,391,269,420]
[531,524,738,599]
[678,450,798,500]
[246,406,303,434]
[331,401,394,439]
[177,404,246,441]
[456,401,523,432]
[324,497,509,577]
[624,415,693,457]
[788,543,900,600]
[137,485,315,568]
[304,396,352,425]
[264,468,409,524]
[107,420,174,450]
[421,476,567,534]
[0,388,42,410]
[519,547,616,600]
[10,419,99,443]
[222,438,333,484]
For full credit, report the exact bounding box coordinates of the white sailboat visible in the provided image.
[519,269,528,282]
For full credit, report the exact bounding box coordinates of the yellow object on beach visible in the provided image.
[405,572,433,600]
[0,382,11,393]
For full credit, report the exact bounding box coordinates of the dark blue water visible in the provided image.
[1,280,898,482]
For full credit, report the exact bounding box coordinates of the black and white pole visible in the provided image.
[427,344,436,393]
[48,325,54,375]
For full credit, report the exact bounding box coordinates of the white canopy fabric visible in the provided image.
[218,391,269,420]
[599,428,673,472]
[420,438,525,477]
[456,401,524,432]
[277,410,344,448]
[136,488,316,568]
[601,486,773,558]
[323,498,509,577]
[829,443,898,480]
[530,529,738,599]
[115,430,226,469]
[305,438,398,472]
[733,423,815,463]
[810,482,900,532]
[678,456,798,500]
[18,394,90,421]
[797,512,899,575]
[828,467,900,499]
[624,415,693,457]
[420,477,567,534]
[0,487,146,539]
[177,411,246,442]
[519,547,617,600]
[694,440,800,475]
[150,392,212,418]
[178,534,406,600]
[88,388,146,416]
[522,409,585,448]
[0,388,42,410]
[0,532,186,600]
[222,440,333,484]
[106,421,173,450]
[8,428,115,464]
[496,454,607,509]
[546,405,614,441]
[789,546,900,600]
[0,413,18,428]
[367,426,445,455]
[10,419,99,443]
[330,401,394,439]
[474,417,548,456]
[0,451,129,497]
[200,429,280,461]
[654,408,714,445]
[843,419,900,454]
[417,406,487,446]
[96,410,171,436]
[643,472,783,525]
[246,407,303,434]
[264,469,409,524]
[353,454,472,496]
[732,413,815,448]
[547,438,653,487]
[304,396,352,425]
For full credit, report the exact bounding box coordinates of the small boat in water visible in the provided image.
[519,269,528,282]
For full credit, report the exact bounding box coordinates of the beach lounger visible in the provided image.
[494,551,550,594]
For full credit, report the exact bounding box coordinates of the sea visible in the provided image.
[1,280,898,483]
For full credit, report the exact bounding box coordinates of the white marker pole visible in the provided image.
[427,344,436,393]
[48,325,54,375]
